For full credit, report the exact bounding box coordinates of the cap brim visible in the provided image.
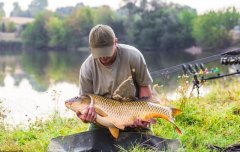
[91,46,114,58]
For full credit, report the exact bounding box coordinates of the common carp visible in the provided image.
[65,94,182,139]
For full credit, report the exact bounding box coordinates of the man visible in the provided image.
[78,24,153,131]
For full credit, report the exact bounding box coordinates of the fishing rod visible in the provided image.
[150,48,240,95]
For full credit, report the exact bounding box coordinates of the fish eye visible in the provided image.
[68,96,79,102]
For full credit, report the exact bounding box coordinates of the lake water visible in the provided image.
[0,49,212,128]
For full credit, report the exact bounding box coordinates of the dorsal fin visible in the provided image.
[171,108,182,117]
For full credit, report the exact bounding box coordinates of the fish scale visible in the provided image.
[92,95,172,119]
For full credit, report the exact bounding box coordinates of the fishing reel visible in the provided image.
[150,48,240,96]
[181,53,240,96]
[221,56,240,65]
[182,63,208,95]
[221,48,240,65]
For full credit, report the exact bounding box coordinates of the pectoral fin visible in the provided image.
[108,127,119,139]
[95,107,108,117]
[96,115,115,128]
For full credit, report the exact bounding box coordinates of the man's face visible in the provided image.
[98,38,117,65]
[99,56,113,64]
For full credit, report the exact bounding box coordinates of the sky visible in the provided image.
[1,0,240,17]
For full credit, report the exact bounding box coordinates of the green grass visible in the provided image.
[0,79,240,151]
[153,79,240,151]
[0,113,87,152]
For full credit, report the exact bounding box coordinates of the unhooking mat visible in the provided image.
[48,130,181,152]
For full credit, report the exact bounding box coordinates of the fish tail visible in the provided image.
[170,120,182,135]
[170,108,182,135]
[175,126,182,135]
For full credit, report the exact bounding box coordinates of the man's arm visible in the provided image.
[130,85,156,128]
[78,65,97,123]
[139,85,152,98]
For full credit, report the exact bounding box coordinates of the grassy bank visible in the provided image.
[0,113,88,151]
[154,79,240,151]
[0,79,240,151]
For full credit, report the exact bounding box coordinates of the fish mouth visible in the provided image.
[76,111,82,117]
[65,101,72,108]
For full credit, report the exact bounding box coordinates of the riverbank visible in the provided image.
[0,41,22,51]
[0,32,22,51]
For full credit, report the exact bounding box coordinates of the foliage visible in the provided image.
[22,11,53,49]
[10,2,30,17]
[64,6,94,49]
[118,0,197,51]
[45,16,66,48]
[92,6,116,25]
[177,8,197,47]
[10,0,48,17]
[133,2,197,51]
[192,7,240,49]
[4,21,17,32]
[117,2,142,43]
[20,1,240,52]
[27,0,48,17]
[0,2,5,19]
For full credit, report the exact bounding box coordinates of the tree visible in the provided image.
[10,2,22,17]
[192,7,240,49]
[22,11,52,49]
[45,16,66,48]
[92,6,116,25]
[177,7,197,47]
[27,0,48,17]
[0,2,5,19]
[133,1,196,51]
[117,2,142,43]
[64,7,94,48]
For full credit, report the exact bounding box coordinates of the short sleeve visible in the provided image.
[130,49,153,86]
[79,63,93,96]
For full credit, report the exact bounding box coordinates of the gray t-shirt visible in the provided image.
[79,44,153,100]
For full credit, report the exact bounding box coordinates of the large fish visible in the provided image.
[65,94,182,139]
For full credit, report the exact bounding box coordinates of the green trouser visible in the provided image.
[88,123,154,135]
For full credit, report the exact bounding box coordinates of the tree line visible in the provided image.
[1,0,240,52]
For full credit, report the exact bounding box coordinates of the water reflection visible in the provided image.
[0,49,195,127]
[0,73,78,127]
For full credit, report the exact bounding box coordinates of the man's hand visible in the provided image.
[76,105,97,123]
